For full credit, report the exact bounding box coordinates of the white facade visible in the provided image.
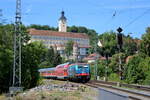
[29,11,90,60]
[58,20,67,32]
[79,48,87,55]
[30,35,89,48]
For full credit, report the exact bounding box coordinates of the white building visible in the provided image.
[28,11,90,59]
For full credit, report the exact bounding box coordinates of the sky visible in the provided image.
[0,0,150,38]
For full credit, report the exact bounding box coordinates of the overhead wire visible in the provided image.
[86,0,117,22]
[124,8,150,29]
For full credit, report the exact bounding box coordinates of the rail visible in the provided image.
[85,80,150,100]
[91,80,150,92]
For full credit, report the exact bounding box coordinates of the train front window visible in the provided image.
[78,65,88,68]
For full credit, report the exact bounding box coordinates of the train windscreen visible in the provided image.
[77,65,89,73]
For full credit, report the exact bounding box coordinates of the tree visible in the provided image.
[0,24,14,49]
[97,60,106,77]
[67,26,78,32]
[28,24,58,31]
[40,46,63,68]
[78,26,88,33]
[0,24,48,92]
[123,36,138,56]
[109,53,126,74]
[21,42,47,89]
[124,54,145,84]
[140,27,150,56]
[0,45,13,93]
[138,57,150,85]
[65,40,74,58]
[98,31,117,57]
[0,24,14,93]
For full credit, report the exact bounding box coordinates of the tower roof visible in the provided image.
[59,11,67,21]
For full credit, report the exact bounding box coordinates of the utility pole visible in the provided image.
[104,53,108,81]
[9,0,22,95]
[94,38,98,80]
[116,27,123,80]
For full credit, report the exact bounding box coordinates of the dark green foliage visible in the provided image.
[65,40,74,58]
[98,31,138,57]
[108,73,120,82]
[28,24,58,31]
[97,60,106,77]
[124,54,145,84]
[123,27,150,85]
[67,26,78,32]
[0,24,62,93]
[109,53,126,74]
[40,47,63,68]
[98,31,117,57]
[140,27,150,56]
[0,45,13,93]
[0,25,14,93]
[52,51,63,67]
[124,54,150,85]
[22,42,47,89]
[0,24,14,49]
[138,57,150,85]
[123,36,138,56]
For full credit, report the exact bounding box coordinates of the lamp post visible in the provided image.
[116,27,123,80]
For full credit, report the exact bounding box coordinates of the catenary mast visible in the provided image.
[9,0,22,94]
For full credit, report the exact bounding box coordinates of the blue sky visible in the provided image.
[1,0,150,38]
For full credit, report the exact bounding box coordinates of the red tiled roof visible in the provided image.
[79,46,91,48]
[28,28,89,39]
[83,53,111,61]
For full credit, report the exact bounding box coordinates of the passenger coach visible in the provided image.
[38,62,90,83]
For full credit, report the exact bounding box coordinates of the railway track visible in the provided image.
[91,80,150,92]
[85,80,150,100]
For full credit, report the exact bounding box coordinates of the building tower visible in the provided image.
[58,11,67,32]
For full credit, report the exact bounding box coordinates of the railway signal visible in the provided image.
[117,27,123,49]
[116,27,123,80]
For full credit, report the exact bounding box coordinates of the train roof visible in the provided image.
[56,62,72,68]
[57,62,71,66]
[70,63,89,65]
[38,67,55,72]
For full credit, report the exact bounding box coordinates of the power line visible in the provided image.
[124,9,150,29]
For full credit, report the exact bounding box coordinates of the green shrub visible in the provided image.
[108,73,120,82]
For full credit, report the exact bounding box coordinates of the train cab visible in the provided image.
[68,63,90,82]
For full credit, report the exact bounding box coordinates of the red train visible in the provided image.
[39,62,90,83]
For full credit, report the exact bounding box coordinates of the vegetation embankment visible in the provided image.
[1,79,98,100]
[0,23,150,94]
[90,28,150,85]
